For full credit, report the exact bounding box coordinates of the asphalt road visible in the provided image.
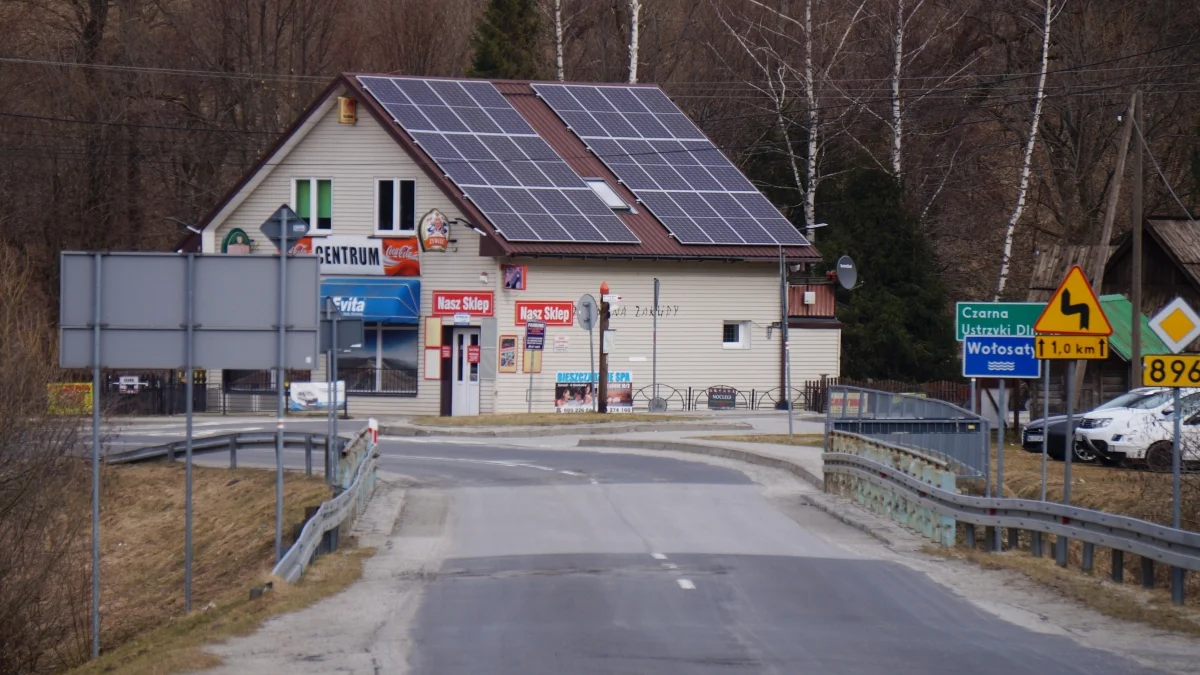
[163,431,1173,673]
[383,440,1163,675]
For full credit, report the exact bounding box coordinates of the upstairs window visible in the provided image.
[294,178,332,231]
[377,179,416,233]
[584,179,630,211]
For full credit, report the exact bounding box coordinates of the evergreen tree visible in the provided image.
[817,168,958,382]
[468,0,545,80]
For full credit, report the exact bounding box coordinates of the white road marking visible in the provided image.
[651,553,667,560]
[590,479,599,485]
[662,563,678,570]
[676,579,695,590]
[559,470,585,477]
[379,436,494,444]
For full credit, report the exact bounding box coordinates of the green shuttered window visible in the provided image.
[293,178,332,231]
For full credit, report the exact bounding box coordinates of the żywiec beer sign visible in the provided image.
[291,235,419,276]
[432,291,494,316]
[515,301,574,326]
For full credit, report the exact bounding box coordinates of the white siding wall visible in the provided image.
[201,87,841,417]
[493,259,800,413]
[203,89,488,417]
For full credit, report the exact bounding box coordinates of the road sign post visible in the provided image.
[1034,265,1112,564]
[524,320,546,413]
[1144,296,1200,604]
[577,294,598,412]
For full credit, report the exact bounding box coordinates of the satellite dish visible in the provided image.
[836,255,857,290]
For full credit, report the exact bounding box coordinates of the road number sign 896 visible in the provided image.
[1142,354,1200,387]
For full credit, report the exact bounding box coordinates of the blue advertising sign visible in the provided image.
[962,336,1040,379]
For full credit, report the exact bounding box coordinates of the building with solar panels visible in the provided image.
[196,74,841,417]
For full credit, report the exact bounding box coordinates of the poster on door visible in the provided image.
[555,371,632,413]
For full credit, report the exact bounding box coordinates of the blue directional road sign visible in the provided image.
[962,336,1041,379]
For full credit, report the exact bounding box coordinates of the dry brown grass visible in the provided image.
[944,440,1200,622]
[928,545,1200,635]
[68,546,371,675]
[410,412,696,427]
[96,463,333,649]
[697,433,826,447]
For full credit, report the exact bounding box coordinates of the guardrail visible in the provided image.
[272,423,379,583]
[827,385,989,479]
[105,431,346,476]
[824,430,1197,604]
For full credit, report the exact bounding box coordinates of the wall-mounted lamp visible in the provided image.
[479,272,489,285]
[806,222,828,241]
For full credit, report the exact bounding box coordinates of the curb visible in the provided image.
[576,438,823,488]
[576,437,906,547]
[378,421,752,438]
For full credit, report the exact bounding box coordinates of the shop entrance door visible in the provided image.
[451,328,480,416]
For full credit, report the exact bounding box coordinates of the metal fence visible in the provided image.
[824,430,1197,604]
[826,385,988,478]
[805,378,970,413]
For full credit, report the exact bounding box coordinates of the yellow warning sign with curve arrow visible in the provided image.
[1034,265,1112,336]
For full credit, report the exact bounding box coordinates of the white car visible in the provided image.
[1074,387,1200,467]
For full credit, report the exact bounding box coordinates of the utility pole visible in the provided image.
[598,281,610,413]
[1131,90,1144,384]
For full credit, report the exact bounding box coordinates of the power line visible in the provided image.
[1133,117,1199,224]
[0,110,282,135]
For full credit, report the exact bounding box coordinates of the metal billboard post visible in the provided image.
[1041,361,1049,502]
[90,253,101,659]
[1173,386,1185,604]
[969,378,976,414]
[324,297,335,487]
[779,248,793,437]
[1058,359,1075,566]
[275,211,288,564]
[995,383,1005,551]
[652,278,659,407]
[184,253,195,613]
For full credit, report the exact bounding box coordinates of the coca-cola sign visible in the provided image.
[290,235,419,276]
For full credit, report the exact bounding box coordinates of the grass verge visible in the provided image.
[410,412,696,427]
[697,433,826,447]
[64,463,369,674]
[926,545,1200,635]
[69,547,372,675]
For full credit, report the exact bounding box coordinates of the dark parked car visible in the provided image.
[1021,415,1076,461]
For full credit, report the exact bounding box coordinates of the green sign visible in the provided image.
[955,302,1045,341]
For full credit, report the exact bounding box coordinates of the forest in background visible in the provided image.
[0,0,1198,377]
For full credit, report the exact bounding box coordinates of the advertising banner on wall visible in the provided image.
[291,235,420,276]
[555,371,632,413]
[432,291,494,316]
[515,301,574,326]
[288,381,346,412]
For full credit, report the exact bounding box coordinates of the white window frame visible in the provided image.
[722,321,749,350]
[374,178,417,235]
[584,178,632,211]
[291,177,333,234]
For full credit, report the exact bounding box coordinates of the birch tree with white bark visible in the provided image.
[711,0,866,233]
[628,0,641,83]
[994,0,1056,300]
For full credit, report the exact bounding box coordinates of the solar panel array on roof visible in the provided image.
[358,76,638,244]
[531,83,808,247]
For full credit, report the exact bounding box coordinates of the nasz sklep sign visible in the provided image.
[515,301,574,326]
[431,291,493,316]
[292,235,420,276]
[962,336,1040,379]
[955,302,1044,340]
[556,371,632,413]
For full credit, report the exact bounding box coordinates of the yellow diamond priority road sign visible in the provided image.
[1034,265,1112,336]
[1148,297,1200,354]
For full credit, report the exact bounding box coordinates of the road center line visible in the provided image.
[662,563,678,570]
[676,579,695,590]
[651,553,667,560]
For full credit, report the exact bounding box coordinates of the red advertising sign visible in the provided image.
[515,301,574,326]
[441,344,451,359]
[466,345,481,364]
[432,291,494,317]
